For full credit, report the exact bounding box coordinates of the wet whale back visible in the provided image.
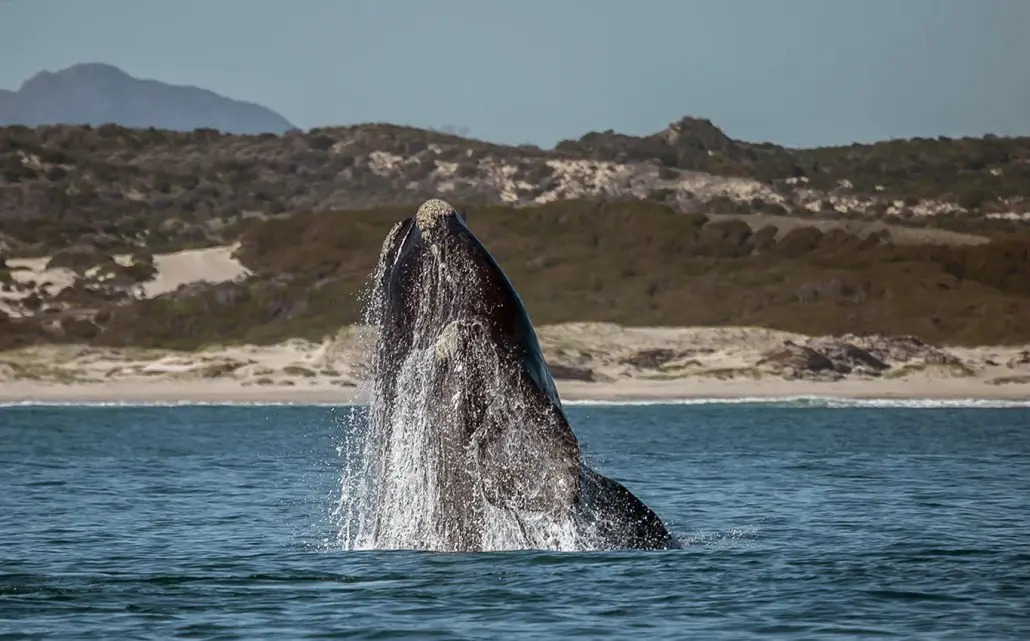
[363,200,679,551]
[576,466,679,550]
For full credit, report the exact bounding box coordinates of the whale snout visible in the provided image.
[415,198,460,235]
[411,200,482,289]
[414,199,473,251]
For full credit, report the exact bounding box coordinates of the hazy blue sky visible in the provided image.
[2,0,1028,148]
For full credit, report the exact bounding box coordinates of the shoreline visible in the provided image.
[2,325,1028,406]
[0,377,1027,405]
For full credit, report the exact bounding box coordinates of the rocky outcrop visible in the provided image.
[528,322,1028,385]
[758,341,839,380]
[840,334,966,368]
[756,334,975,381]
[1008,350,1030,368]
[547,364,596,382]
[619,349,679,369]
[806,337,890,373]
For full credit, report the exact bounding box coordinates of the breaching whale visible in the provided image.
[358,198,679,552]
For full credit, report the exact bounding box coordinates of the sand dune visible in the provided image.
[1,257,77,317]
[1,244,249,317]
[4,245,1028,403]
[141,244,250,298]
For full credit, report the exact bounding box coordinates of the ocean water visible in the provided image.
[1,399,1029,640]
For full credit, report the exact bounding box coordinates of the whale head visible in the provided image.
[363,199,580,551]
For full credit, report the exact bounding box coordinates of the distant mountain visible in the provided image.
[0,63,295,135]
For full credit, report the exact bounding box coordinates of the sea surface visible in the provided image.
[1,399,1029,640]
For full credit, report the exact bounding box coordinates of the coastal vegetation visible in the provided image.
[2,118,1029,257]
[3,200,1030,351]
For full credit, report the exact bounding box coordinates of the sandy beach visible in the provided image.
[2,323,1028,404]
[4,244,1029,404]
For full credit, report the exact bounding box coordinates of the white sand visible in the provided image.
[1,324,1027,404]
[142,244,250,298]
[1,257,77,317]
[2,244,249,317]
[4,246,1028,404]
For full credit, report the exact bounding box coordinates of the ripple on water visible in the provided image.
[1,404,1029,639]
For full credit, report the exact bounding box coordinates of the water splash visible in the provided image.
[330,227,588,552]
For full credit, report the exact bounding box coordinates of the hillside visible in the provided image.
[3,113,1030,354]
[0,63,295,136]
[3,200,1030,353]
[2,117,1029,257]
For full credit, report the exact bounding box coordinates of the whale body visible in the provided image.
[360,199,679,552]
